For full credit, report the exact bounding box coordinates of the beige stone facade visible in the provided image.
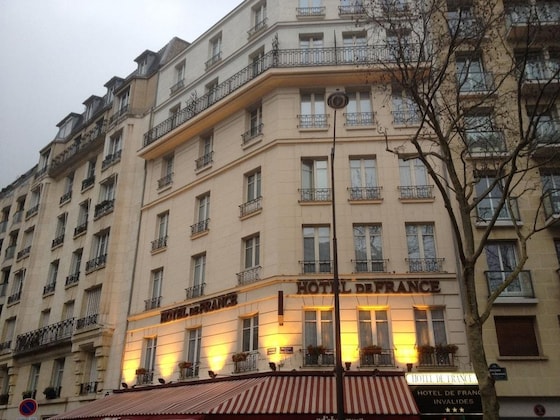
[0,1,559,419]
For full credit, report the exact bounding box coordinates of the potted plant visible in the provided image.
[22,390,33,399]
[0,393,8,404]
[306,344,326,356]
[43,386,58,399]
[135,367,147,375]
[362,344,383,355]
[232,352,248,363]
[436,344,458,354]
[178,361,192,369]
[417,345,435,354]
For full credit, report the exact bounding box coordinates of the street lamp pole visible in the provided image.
[327,91,349,420]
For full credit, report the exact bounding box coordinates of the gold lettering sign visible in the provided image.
[160,292,238,323]
[296,280,441,295]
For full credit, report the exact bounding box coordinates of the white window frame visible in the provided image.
[241,314,259,352]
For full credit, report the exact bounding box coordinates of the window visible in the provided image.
[38,148,51,175]
[44,260,59,295]
[242,314,259,352]
[346,90,373,126]
[60,173,74,204]
[398,157,432,199]
[26,187,41,218]
[456,55,490,93]
[81,351,98,394]
[86,229,109,272]
[447,4,477,38]
[529,106,560,147]
[465,112,505,153]
[207,35,222,69]
[243,105,263,143]
[349,157,379,199]
[152,212,169,251]
[406,223,441,272]
[475,175,518,222]
[494,316,539,356]
[52,213,67,248]
[196,134,213,170]
[8,269,24,304]
[28,364,41,396]
[50,358,65,397]
[40,309,50,328]
[358,309,392,365]
[158,154,174,189]
[303,226,331,273]
[301,158,329,201]
[415,308,454,366]
[239,235,261,284]
[304,309,334,365]
[250,2,267,35]
[342,33,367,63]
[95,176,116,219]
[67,249,82,287]
[241,169,262,217]
[299,92,326,128]
[146,268,163,310]
[188,253,206,299]
[392,88,420,125]
[300,35,324,64]
[1,318,16,349]
[353,225,385,272]
[298,0,324,16]
[485,241,533,298]
[171,62,185,93]
[141,337,157,383]
[75,200,89,236]
[0,267,10,297]
[540,170,560,218]
[191,193,210,235]
[118,88,130,115]
[82,159,96,191]
[250,48,266,77]
[18,228,34,260]
[103,131,122,167]
[185,328,202,378]
[77,287,101,330]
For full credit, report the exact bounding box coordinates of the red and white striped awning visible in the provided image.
[51,372,419,420]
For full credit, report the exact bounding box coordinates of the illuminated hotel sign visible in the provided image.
[406,372,478,385]
[296,279,441,295]
[160,292,238,323]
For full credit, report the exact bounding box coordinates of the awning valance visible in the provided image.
[52,371,419,420]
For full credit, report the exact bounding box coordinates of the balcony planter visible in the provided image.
[436,344,458,354]
[22,390,33,399]
[231,352,248,363]
[362,345,383,355]
[307,345,326,357]
[0,393,8,404]
[43,386,57,399]
[417,345,435,354]
[135,368,147,375]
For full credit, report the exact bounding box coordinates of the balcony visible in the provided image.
[299,188,331,202]
[543,189,560,223]
[359,346,395,367]
[348,186,382,200]
[101,150,122,170]
[143,44,427,148]
[135,369,154,386]
[239,197,262,217]
[191,219,209,236]
[392,110,422,126]
[179,363,199,380]
[236,266,261,285]
[353,259,388,273]
[74,222,88,237]
[296,6,326,17]
[298,114,328,129]
[151,236,168,252]
[466,130,507,155]
[157,173,173,190]
[145,296,161,311]
[81,176,95,191]
[4,245,15,260]
[475,197,520,224]
[12,210,23,224]
[0,340,11,353]
[406,257,445,272]
[344,112,375,127]
[247,18,267,38]
[300,260,332,274]
[303,346,335,367]
[59,190,72,205]
[531,120,560,156]
[186,283,205,299]
[51,234,64,249]
[43,282,56,296]
[7,291,21,305]
[75,313,99,330]
[14,318,74,355]
[519,60,560,95]
[25,205,39,219]
[457,71,495,94]
[65,272,80,287]
[170,79,185,95]
[417,345,457,368]
[94,199,115,219]
[505,2,560,42]
[241,123,264,144]
[232,351,259,373]
[338,4,366,16]
[448,16,483,39]
[398,185,434,199]
[79,381,98,395]
[195,152,213,170]
[205,52,222,70]
[85,254,107,273]
[16,246,31,260]
[485,270,535,298]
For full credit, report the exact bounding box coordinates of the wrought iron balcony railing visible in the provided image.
[236,266,261,285]
[298,114,328,129]
[348,186,382,200]
[75,313,99,330]
[205,52,222,70]
[81,176,95,191]
[51,234,64,249]
[14,318,74,355]
[359,347,395,367]
[467,130,507,154]
[398,185,434,199]
[186,283,205,300]
[143,44,426,147]
[79,381,98,395]
[543,189,560,221]
[485,270,534,298]
[16,246,31,260]
[344,112,375,126]
[191,219,209,236]
[353,259,388,273]
[43,282,56,296]
[74,221,88,237]
[94,199,115,219]
[25,205,39,219]
[65,272,80,287]
[417,346,457,368]
[457,71,495,93]
[151,235,168,252]
[406,257,445,273]
[299,188,331,202]
[12,210,23,224]
[300,260,333,274]
[59,190,72,205]
[303,348,335,367]
[85,254,107,273]
[7,291,21,305]
[241,123,264,144]
[476,197,520,223]
[157,173,174,189]
[232,351,259,373]
[195,152,214,170]
[247,18,267,37]
[145,296,161,311]
[239,196,262,217]
[101,150,122,169]
[296,6,326,17]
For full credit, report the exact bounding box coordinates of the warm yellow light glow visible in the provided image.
[207,344,229,372]
[158,354,177,378]
[393,333,418,365]
[122,360,139,385]
[341,331,359,364]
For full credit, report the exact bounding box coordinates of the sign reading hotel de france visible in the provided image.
[296,279,441,295]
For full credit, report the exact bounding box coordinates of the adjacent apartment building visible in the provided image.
[0,1,559,419]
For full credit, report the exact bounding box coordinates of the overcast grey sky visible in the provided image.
[0,0,242,188]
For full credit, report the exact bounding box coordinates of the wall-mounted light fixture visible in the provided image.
[121,382,128,389]
[208,370,218,379]
[269,362,277,371]
[158,378,166,384]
